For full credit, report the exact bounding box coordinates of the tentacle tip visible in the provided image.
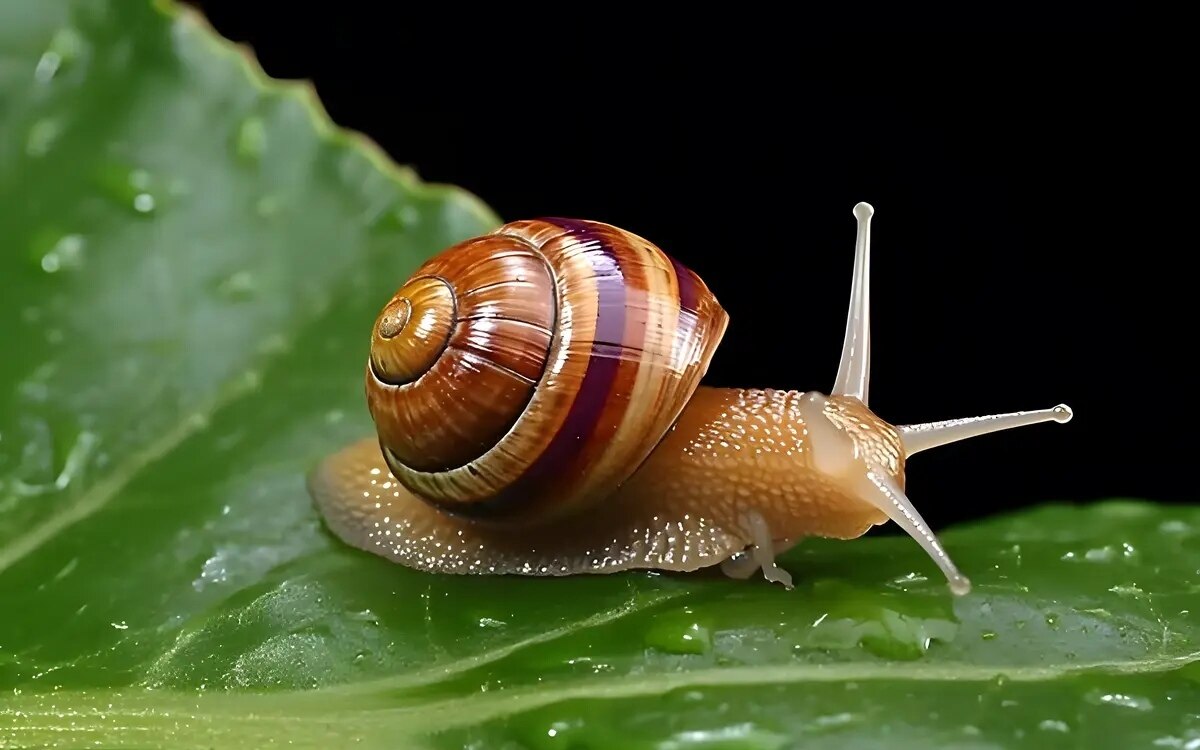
[1052,404,1073,423]
[853,202,874,220]
[947,575,972,597]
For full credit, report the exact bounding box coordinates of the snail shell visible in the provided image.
[364,218,727,525]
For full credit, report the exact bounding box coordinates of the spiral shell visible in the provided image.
[365,218,728,524]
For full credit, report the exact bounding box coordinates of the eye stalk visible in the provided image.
[808,202,1074,597]
[898,404,1073,455]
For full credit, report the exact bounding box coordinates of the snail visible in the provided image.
[309,203,1072,596]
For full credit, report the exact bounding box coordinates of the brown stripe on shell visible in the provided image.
[369,344,537,473]
[383,219,728,525]
[390,221,593,509]
[369,277,455,385]
[367,232,558,476]
[498,218,642,520]
[580,231,683,499]
[448,316,552,383]
[533,224,729,519]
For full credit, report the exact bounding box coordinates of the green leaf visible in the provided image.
[1,2,1197,748]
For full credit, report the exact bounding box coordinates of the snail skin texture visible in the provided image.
[309,203,1073,596]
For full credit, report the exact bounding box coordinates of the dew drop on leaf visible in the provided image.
[215,270,257,301]
[93,163,161,215]
[644,610,713,655]
[133,192,156,213]
[25,117,64,157]
[1159,520,1191,535]
[34,27,86,83]
[37,234,86,274]
[1084,690,1154,711]
[235,115,267,162]
[369,203,420,234]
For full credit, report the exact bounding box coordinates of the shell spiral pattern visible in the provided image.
[365,218,728,525]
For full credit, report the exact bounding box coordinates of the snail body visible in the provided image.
[310,204,1073,595]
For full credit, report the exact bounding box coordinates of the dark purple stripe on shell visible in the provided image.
[668,255,699,313]
[462,218,627,515]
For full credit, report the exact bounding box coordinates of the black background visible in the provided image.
[183,4,1187,530]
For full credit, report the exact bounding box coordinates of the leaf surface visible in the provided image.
[1,3,1197,748]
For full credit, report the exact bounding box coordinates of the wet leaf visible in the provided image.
[1,2,1197,748]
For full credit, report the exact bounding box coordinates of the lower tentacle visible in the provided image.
[718,511,797,588]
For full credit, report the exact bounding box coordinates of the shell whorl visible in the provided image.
[365,218,728,524]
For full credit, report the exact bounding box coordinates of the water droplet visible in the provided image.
[38,234,86,274]
[353,651,368,664]
[215,270,257,301]
[236,369,262,392]
[110,621,129,630]
[53,558,79,581]
[369,203,420,234]
[235,116,267,161]
[34,27,86,83]
[1045,612,1059,628]
[804,581,959,659]
[888,572,930,589]
[11,429,98,496]
[184,413,211,430]
[810,712,859,731]
[981,630,997,640]
[654,723,788,749]
[93,163,161,215]
[1039,719,1070,733]
[34,51,62,82]
[257,333,289,356]
[544,720,576,741]
[1109,583,1145,597]
[26,118,64,158]
[478,617,506,629]
[1084,690,1153,711]
[644,611,713,655]
[193,551,230,591]
[15,362,56,405]
[347,609,379,624]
